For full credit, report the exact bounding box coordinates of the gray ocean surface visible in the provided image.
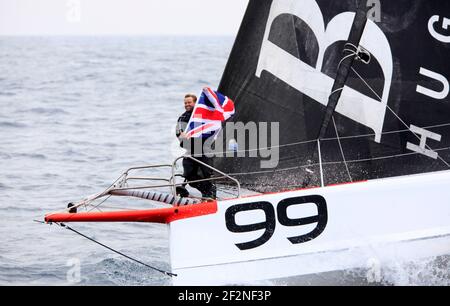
[0,36,233,285]
[1,36,449,286]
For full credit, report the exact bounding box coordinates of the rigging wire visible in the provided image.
[332,116,353,182]
[225,145,450,178]
[87,195,112,213]
[186,122,450,159]
[51,222,177,278]
[349,66,450,168]
[321,122,450,141]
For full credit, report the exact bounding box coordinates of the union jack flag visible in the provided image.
[185,87,235,139]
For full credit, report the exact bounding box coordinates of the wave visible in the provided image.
[26,107,69,115]
[93,257,171,285]
[0,152,12,159]
[0,92,16,96]
[15,153,47,160]
[0,121,27,128]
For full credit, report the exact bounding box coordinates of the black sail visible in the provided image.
[214,0,450,191]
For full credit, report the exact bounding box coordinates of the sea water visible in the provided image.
[0,36,231,285]
[0,36,448,285]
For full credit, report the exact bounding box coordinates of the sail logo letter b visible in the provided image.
[255,0,393,143]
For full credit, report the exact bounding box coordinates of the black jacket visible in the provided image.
[176,111,203,154]
[176,111,192,139]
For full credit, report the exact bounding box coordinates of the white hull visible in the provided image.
[169,171,450,285]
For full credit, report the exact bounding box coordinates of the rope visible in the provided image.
[329,87,344,97]
[190,138,318,158]
[337,145,450,165]
[54,222,176,277]
[332,116,353,182]
[338,51,358,70]
[88,195,111,213]
[225,145,450,178]
[344,42,359,51]
[189,121,450,159]
[321,123,450,141]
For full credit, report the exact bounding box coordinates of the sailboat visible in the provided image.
[45,0,450,285]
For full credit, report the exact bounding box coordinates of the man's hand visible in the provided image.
[179,132,189,140]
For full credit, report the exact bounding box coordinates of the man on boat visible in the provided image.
[176,93,216,199]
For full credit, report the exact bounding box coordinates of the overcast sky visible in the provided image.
[0,0,248,36]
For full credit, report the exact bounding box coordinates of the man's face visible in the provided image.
[184,97,195,112]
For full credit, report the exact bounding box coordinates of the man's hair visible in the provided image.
[184,94,197,102]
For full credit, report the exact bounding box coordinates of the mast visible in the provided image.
[303,4,369,187]
[316,6,368,140]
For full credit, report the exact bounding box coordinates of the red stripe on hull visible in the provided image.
[44,201,217,224]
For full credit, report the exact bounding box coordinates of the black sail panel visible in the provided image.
[214,0,450,191]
